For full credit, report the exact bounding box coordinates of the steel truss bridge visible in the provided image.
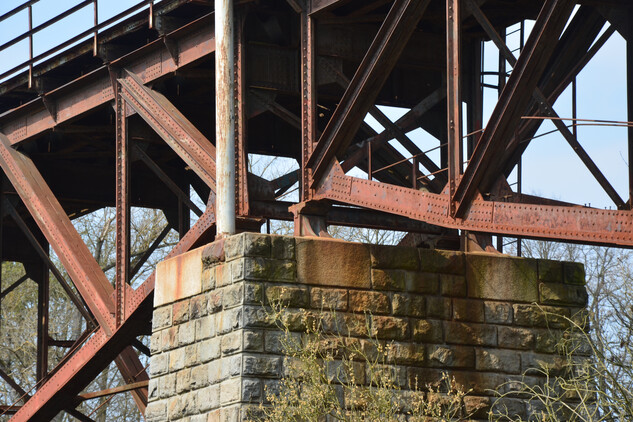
[0,0,630,419]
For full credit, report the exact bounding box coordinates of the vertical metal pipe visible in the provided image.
[215,0,236,236]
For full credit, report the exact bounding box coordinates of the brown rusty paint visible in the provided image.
[314,162,633,248]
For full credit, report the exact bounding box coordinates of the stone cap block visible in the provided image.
[466,253,538,302]
[296,237,371,288]
[155,246,206,307]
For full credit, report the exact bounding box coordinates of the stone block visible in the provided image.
[191,364,209,390]
[160,373,177,398]
[349,290,390,314]
[484,301,513,324]
[164,326,179,351]
[208,291,223,314]
[230,259,244,283]
[426,297,452,319]
[155,246,204,306]
[169,348,187,372]
[440,274,467,296]
[453,299,484,322]
[564,262,586,285]
[184,344,198,368]
[195,314,215,341]
[145,401,167,422]
[264,330,300,354]
[271,235,295,260]
[296,238,371,288]
[464,396,491,419]
[539,282,588,306]
[216,264,232,287]
[242,378,262,402]
[244,257,296,282]
[191,295,208,319]
[148,378,159,400]
[199,338,221,363]
[217,308,241,334]
[243,233,272,257]
[513,304,570,328]
[411,319,442,343]
[310,287,348,311]
[153,305,173,331]
[538,259,563,282]
[419,249,465,275]
[243,355,282,377]
[476,349,521,374]
[220,378,242,404]
[202,267,216,292]
[178,320,196,346]
[197,384,220,412]
[221,331,243,355]
[535,329,562,353]
[173,300,191,325]
[392,293,425,317]
[466,253,538,302]
[266,285,309,307]
[221,355,243,379]
[176,369,192,393]
[445,322,497,346]
[405,271,439,294]
[223,284,244,309]
[243,330,264,352]
[490,398,526,420]
[521,352,565,375]
[498,326,535,350]
[371,269,405,291]
[150,353,168,377]
[427,345,474,368]
[244,282,263,304]
[370,244,419,270]
[388,342,425,365]
[150,331,162,355]
[370,316,409,340]
[224,234,244,260]
[242,306,272,329]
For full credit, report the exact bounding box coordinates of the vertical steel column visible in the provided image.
[115,82,130,328]
[447,0,462,216]
[36,257,49,383]
[300,8,316,202]
[215,0,236,236]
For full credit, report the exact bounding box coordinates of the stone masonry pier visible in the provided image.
[145,233,588,421]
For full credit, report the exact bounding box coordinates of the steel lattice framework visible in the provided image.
[0,0,630,419]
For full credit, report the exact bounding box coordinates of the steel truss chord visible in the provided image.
[314,162,633,248]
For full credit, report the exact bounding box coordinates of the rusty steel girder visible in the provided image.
[1,0,633,420]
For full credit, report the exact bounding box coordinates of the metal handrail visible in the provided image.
[0,0,158,87]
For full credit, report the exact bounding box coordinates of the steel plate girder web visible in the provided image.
[118,70,217,192]
[314,163,633,248]
[9,208,217,421]
[451,0,575,217]
[308,0,431,186]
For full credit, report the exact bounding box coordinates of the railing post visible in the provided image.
[93,0,98,56]
[28,4,33,88]
[215,0,236,236]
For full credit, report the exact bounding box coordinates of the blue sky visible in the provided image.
[0,0,628,212]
